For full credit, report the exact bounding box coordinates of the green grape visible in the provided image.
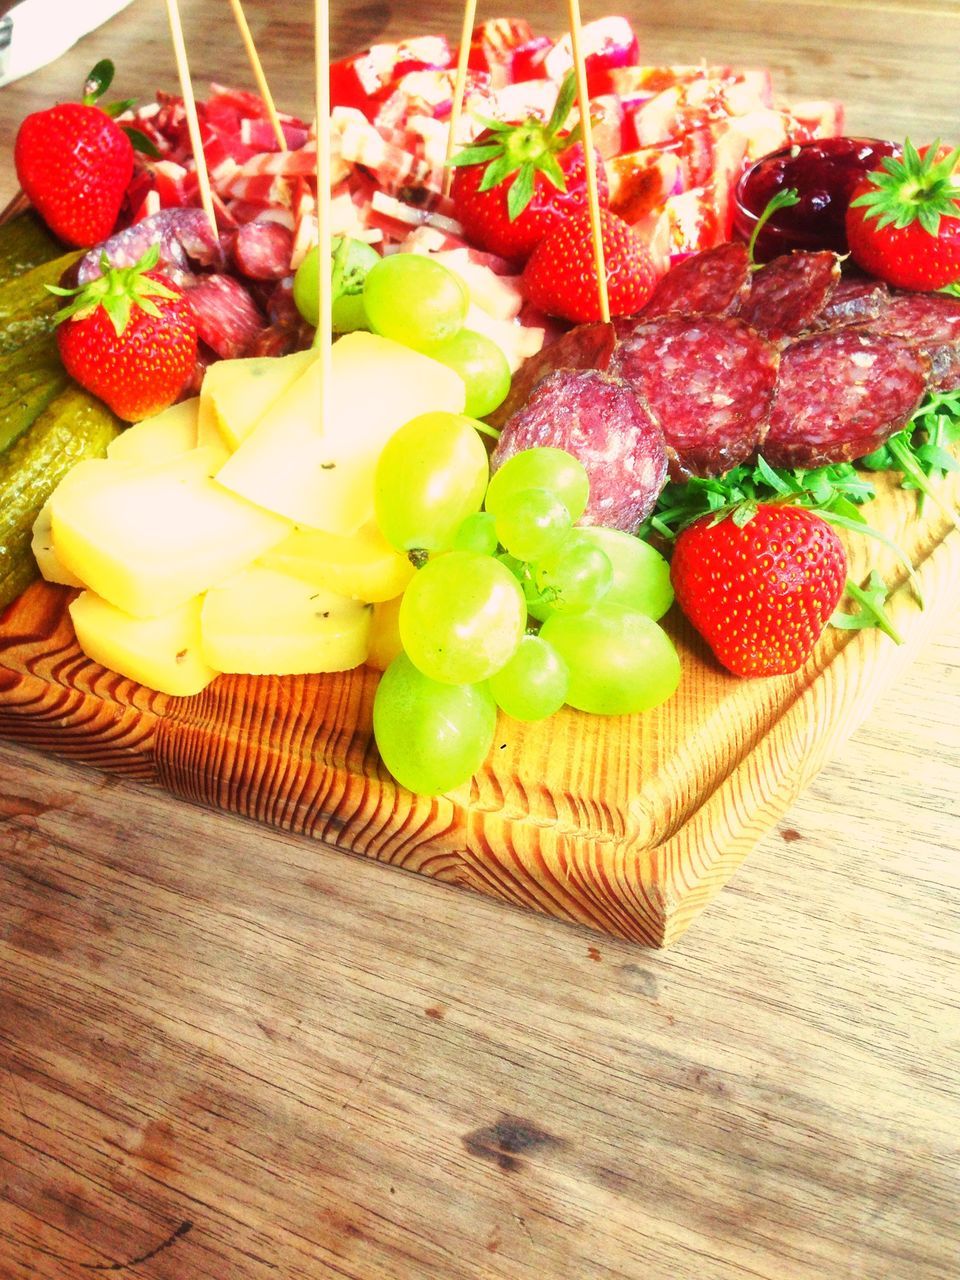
[292,237,379,331]
[540,603,681,715]
[363,254,468,350]
[373,652,496,795]
[533,532,613,614]
[488,634,569,722]
[493,487,571,562]
[400,550,526,684]
[486,447,590,522]
[578,527,674,620]
[375,412,489,552]
[425,328,511,418]
[452,510,498,555]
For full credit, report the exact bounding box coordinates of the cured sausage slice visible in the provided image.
[486,322,617,430]
[636,242,752,321]
[812,276,889,330]
[233,220,295,281]
[866,291,960,392]
[762,329,929,469]
[184,274,266,359]
[737,250,841,341]
[610,315,780,479]
[491,369,668,532]
[76,209,223,287]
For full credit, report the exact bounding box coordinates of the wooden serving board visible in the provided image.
[0,469,957,947]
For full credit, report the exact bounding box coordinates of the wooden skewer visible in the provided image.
[565,0,610,324]
[312,0,333,402]
[164,0,218,237]
[226,0,287,151]
[442,0,478,198]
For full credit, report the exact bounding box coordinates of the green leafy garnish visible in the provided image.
[641,457,875,541]
[747,187,800,266]
[832,571,903,643]
[860,388,960,525]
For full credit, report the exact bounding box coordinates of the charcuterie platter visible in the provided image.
[1,12,958,946]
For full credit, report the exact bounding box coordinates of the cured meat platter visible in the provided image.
[1,13,959,946]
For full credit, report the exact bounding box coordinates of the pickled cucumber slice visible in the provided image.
[0,384,121,597]
[0,211,63,287]
[0,336,67,455]
[0,250,82,356]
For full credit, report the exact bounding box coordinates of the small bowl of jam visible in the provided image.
[734,136,901,261]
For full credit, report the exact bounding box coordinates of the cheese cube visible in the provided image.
[50,450,291,618]
[201,565,371,674]
[215,332,466,535]
[69,591,219,697]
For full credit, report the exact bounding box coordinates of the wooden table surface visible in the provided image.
[1,2,958,1277]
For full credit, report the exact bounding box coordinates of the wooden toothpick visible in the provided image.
[164,0,218,237]
[313,0,333,407]
[442,0,478,197]
[565,0,610,323]
[227,0,287,151]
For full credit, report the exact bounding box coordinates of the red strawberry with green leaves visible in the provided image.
[14,59,156,248]
[521,207,657,322]
[669,503,847,677]
[449,72,609,262]
[845,139,960,291]
[50,245,198,422]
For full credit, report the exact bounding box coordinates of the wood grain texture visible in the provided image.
[0,3,958,1275]
[0,470,957,946]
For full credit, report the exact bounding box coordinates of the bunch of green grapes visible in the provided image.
[372,429,682,796]
[293,242,511,418]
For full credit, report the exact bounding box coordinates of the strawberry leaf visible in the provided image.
[545,72,577,137]
[83,59,115,104]
[448,143,503,168]
[103,98,136,118]
[849,136,960,236]
[123,126,162,158]
[506,166,536,221]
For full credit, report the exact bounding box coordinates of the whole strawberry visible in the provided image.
[51,246,198,421]
[449,72,609,262]
[16,102,134,248]
[522,207,657,322]
[846,139,960,291]
[670,504,847,677]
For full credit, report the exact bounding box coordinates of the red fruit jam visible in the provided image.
[734,136,901,261]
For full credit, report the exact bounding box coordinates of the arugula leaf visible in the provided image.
[831,572,903,644]
[640,458,875,540]
[862,388,960,522]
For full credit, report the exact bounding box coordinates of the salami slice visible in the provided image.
[866,291,960,392]
[737,250,842,342]
[636,242,752,321]
[762,329,929,469]
[76,209,223,287]
[486,322,617,430]
[184,274,266,359]
[812,275,890,330]
[233,221,294,281]
[610,315,780,479]
[491,369,668,532]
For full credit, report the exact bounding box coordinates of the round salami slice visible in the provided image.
[233,221,294,281]
[486,322,617,430]
[737,250,841,342]
[762,329,929,469]
[184,274,266,360]
[491,369,668,532]
[866,291,960,392]
[811,275,890,330]
[635,242,752,321]
[610,315,780,479]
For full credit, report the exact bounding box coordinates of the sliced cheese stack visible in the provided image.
[36,333,466,696]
